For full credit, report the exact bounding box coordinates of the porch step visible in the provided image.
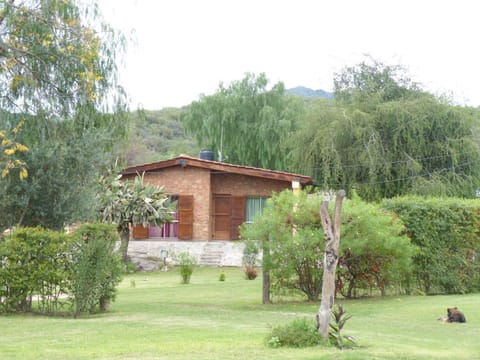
[200,241,226,266]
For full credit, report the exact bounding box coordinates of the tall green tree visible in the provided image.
[290,60,480,201]
[182,72,302,170]
[0,0,128,230]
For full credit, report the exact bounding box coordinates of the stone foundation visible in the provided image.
[128,240,248,271]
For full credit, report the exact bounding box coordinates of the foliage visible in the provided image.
[289,59,480,201]
[0,0,128,231]
[125,108,200,166]
[0,120,28,179]
[338,194,416,297]
[241,190,415,300]
[241,190,324,300]
[182,72,303,170]
[0,114,124,231]
[333,57,420,107]
[176,252,197,284]
[0,227,71,313]
[0,0,125,115]
[219,271,226,281]
[329,304,356,349]
[266,318,324,348]
[70,223,123,316]
[242,240,259,280]
[382,196,480,294]
[98,171,175,261]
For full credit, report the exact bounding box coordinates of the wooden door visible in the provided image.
[214,195,232,240]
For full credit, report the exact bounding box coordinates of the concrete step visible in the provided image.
[199,241,227,266]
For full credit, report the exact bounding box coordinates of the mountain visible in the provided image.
[286,86,334,100]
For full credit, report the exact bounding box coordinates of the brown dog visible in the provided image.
[447,307,466,323]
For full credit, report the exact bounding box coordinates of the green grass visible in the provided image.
[1,267,479,359]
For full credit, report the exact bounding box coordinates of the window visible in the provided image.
[245,197,267,225]
[148,195,179,238]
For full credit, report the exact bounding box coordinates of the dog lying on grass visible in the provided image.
[438,307,466,323]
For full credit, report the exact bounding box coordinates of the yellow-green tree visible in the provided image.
[0,0,126,178]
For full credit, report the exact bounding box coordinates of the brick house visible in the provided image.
[121,153,314,241]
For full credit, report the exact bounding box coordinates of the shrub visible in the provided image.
[0,227,71,313]
[242,190,415,300]
[219,271,226,281]
[382,196,480,294]
[70,223,123,316]
[177,252,197,284]
[241,190,324,300]
[329,304,356,349]
[266,318,324,348]
[242,240,259,280]
[339,195,416,297]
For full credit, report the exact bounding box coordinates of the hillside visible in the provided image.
[286,86,334,100]
[125,87,333,166]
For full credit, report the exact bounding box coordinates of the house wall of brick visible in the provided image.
[211,173,291,196]
[124,167,294,241]
[143,167,212,240]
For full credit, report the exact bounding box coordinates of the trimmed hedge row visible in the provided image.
[382,196,480,294]
[0,223,122,315]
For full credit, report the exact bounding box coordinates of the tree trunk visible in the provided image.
[317,190,345,339]
[262,268,271,304]
[119,225,130,263]
[262,240,271,304]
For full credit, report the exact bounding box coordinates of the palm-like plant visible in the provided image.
[329,304,357,349]
[98,171,175,261]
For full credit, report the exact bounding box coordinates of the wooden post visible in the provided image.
[317,190,345,339]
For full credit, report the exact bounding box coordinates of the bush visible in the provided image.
[177,252,197,284]
[219,271,226,281]
[70,223,123,316]
[267,318,324,348]
[382,196,480,294]
[338,195,416,297]
[242,240,259,280]
[241,190,324,300]
[0,227,71,313]
[242,190,415,300]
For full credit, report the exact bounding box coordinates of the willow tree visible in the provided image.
[0,0,128,230]
[290,60,480,201]
[0,0,126,173]
[181,72,302,170]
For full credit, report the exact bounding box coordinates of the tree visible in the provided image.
[181,72,303,170]
[0,0,128,230]
[241,190,326,301]
[98,172,175,262]
[0,114,126,231]
[0,0,124,117]
[241,189,415,303]
[290,60,480,201]
[317,190,344,340]
[333,57,420,107]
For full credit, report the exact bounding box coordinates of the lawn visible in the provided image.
[0,267,479,359]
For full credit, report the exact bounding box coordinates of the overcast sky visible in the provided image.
[97,0,480,110]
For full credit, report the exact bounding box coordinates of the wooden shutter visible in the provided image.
[214,195,231,240]
[178,195,193,240]
[231,196,246,240]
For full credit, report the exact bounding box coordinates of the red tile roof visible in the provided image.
[121,154,314,185]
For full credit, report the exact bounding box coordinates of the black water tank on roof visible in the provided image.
[199,149,214,161]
